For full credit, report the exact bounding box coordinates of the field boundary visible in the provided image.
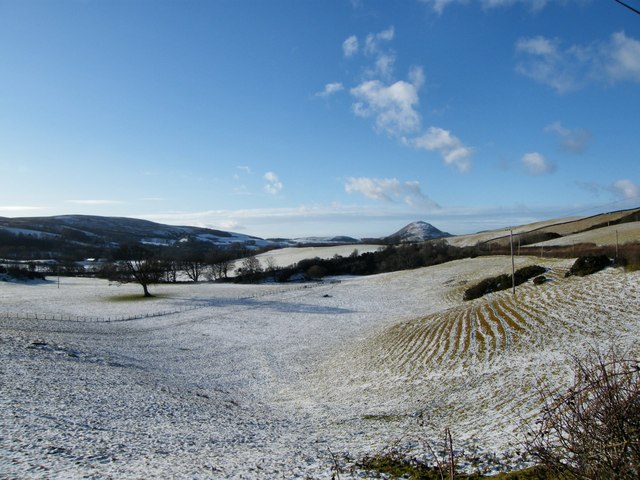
[1,282,327,323]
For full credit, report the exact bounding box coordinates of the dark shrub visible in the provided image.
[5,266,46,281]
[533,275,547,285]
[464,265,546,301]
[305,265,327,280]
[565,255,611,277]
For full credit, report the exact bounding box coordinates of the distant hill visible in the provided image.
[385,221,450,244]
[288,236,360,246]
[0,215,278,260]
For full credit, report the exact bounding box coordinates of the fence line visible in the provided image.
[1,281,329,324]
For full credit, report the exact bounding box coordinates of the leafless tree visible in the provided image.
[111,244,164,297]
[238,255,262,276]
[182,257,206,282]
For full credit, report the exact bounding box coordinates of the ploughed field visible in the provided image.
[1,256,639,478]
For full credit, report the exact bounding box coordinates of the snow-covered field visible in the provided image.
[2,256,639,478]
[254,244,383,269]
[530,221,640,247]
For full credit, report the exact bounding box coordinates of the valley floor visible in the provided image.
[1,256,639,478]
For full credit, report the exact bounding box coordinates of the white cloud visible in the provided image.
[342,35,358,58]
[316,82,344,97]
[420,0,456,15]
[343,28,472,171]
[69,199,126,205]
[604,31,640,83]
[343,27,397,78]
[521,152,555,175]
[364,26,395,55]
[263,172,283,195]
[0,205,43,212]
[515,36,584,93]
[612,179,640,199]
[421,0,552,14]
[516,36,558,57]
[408,66,426,89]
[344,177,438,208]
[412,127,473,172]
[516,31,640,93]
[236,165,252,174]
[544,121,591,153]
[351,79,421,135]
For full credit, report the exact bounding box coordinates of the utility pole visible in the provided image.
[510,228,516,295]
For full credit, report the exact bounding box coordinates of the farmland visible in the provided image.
[1,255,639,478]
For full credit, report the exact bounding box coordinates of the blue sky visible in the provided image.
[1,0,639,238]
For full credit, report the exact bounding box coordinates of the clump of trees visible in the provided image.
[463,265,547,301]
[0,264,46,281]
[527,348,640,479]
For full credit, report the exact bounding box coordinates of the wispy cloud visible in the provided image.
[236,165,252,174]
[351,79,422,135]
[316,82,344,97]
[411,127,473,173]
[338,27,473,171]
[611,179,640,199]
[516,31,640,93]
[0,205,43,213]
[141,201,616,239]
[345,27,396,79]
[342,35,359,58]
[344,177,439,208]
[264,172,283,195]
[544,121,592,153]
[69,199,126,205]
[522,152,555,175]
[420,0,564,15]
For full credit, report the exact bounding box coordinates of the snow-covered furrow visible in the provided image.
[291,260,640,475]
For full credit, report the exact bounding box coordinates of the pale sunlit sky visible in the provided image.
[1,0,639,238]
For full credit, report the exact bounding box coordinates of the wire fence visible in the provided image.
[1,282,330,324]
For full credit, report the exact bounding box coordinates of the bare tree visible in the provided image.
[206,249,234,280]
[237,255,263,276]
[181,254,206,282]
[111,244,165,297]
[526,347,640,479]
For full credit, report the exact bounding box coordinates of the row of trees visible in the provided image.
[95,244,250,296]
[233,241,472,284]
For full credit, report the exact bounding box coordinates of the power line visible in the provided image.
[614,0,640,16]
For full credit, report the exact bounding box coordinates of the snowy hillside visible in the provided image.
[2,257,639,478]
[385,220,450,243]
[0,214,278,257]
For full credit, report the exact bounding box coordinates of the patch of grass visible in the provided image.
[358,452,551,479]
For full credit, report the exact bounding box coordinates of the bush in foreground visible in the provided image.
[526,348,640,479]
